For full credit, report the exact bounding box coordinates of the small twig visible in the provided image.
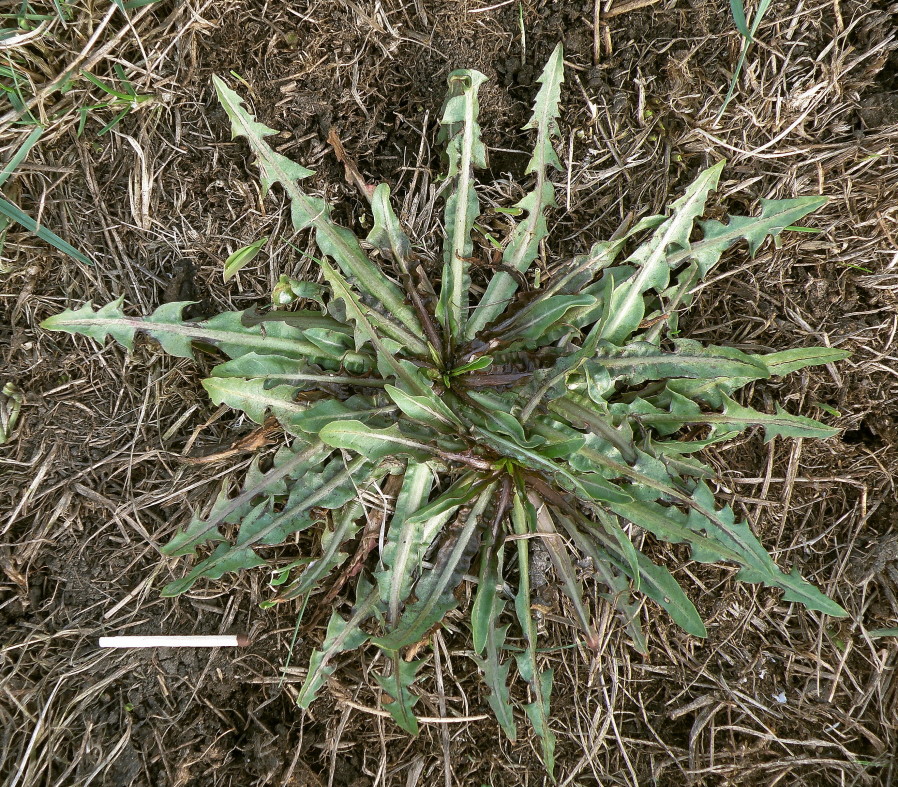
[603,0,662,19]
[320,474,403,606]
[326,127,374,203]
[593,0,602,63]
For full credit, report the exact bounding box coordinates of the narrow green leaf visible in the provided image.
[367,182,412,265]
[471,618,517,741]
[320,258,430,386]
[868,628,898,638]
[0,125,43,187]
[377,461,436,623]
[374,487,492,650]
[223,236,268,281]
[320,420,434,462]
[276,500,363,601]
[511,485,555,776]
[557,516,648,652]
[0,194,92,265]
[759,346,851,377]
[529,494,597,646]
[210,353,386,389]
[505,294,596,344]
[437,68,488,342]
[728,0,749,37]
[472,533,503,656]
[450,355,493,375]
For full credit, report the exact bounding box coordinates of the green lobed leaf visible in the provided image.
[591,338,770,386]
[213,75,424,340]
[297,589,379,709]
[466,42,564,338]
[202,376,308,431]
[511,485,555,776]
[598,161,725,344]
[374,487,493,651]
[161,455,371,595]
[374,655,422,734]
[629,391,841,442]
[646,195,829,342]
[320,420,435,463]
[161,439,330,558]
[385,384,463,431]
[42,299,364,368]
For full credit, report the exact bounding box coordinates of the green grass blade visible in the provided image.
[0,124,42,187]
[716,0,774,122]
[223,236,268,281]
[0,194,91,265]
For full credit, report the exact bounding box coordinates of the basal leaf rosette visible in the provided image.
[42,43,849,776]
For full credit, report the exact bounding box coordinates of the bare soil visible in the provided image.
[3,0,898,785]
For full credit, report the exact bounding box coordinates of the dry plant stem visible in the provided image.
[603,0,662,19]
[98,635,250,648]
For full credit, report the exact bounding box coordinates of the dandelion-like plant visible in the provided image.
[43,45,848,775]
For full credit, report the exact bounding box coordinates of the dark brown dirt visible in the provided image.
[3,0,898,785]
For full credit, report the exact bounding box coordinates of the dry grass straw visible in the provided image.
[2,0,898,784]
